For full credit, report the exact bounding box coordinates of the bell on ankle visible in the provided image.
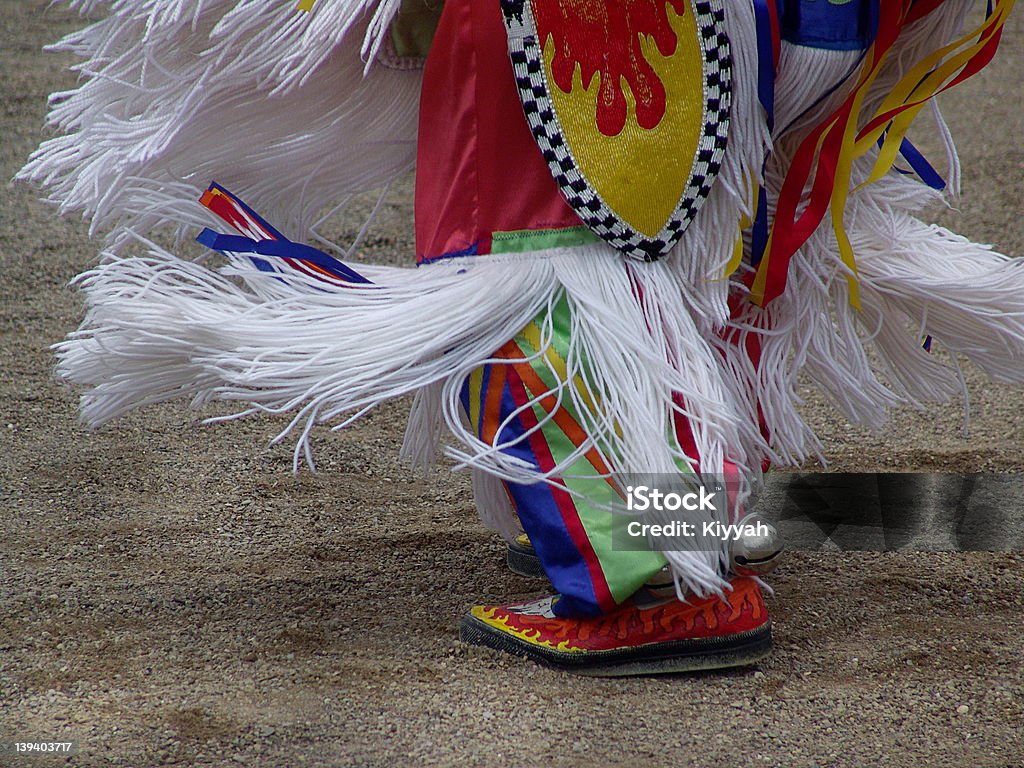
[730,513,784,576]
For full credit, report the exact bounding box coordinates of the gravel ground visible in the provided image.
[2,3,1023,767]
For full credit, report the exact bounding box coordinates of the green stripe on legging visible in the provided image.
[513,293,667,605]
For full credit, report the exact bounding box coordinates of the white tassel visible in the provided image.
[658,0,769,323]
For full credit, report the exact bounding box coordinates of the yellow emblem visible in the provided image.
[502,0,731,260]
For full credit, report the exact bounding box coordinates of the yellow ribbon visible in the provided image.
[775,0,1013,309]
[855,2,1012,191]
[724,177,758,279]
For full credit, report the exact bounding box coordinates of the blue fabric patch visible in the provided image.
[419,241,480,264]
[781,0,878,51]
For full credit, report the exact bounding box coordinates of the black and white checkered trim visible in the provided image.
[503,0,732,262]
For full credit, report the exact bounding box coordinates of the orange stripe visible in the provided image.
[494,340,615,481]
[481,364,506,445]
[301,260,339,279]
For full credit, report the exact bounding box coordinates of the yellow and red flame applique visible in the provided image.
[534,0,689,137]
[501,0,731,259]
[472,578,766,652]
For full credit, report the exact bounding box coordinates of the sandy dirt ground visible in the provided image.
[2,3,1023,767]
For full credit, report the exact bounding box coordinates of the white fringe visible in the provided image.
[469,469,521,544]
[57,240,769,596]
[18,0,415,248]
[657,1,768,317]
[729,0,1005,465]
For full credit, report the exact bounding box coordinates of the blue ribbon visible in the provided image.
[196,229,372,284]
[875,135,946,191]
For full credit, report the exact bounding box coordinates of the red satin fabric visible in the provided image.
[414,0,581,263]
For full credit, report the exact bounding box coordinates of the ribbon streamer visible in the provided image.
[750,0,1014,307]
[197,182,372,285]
